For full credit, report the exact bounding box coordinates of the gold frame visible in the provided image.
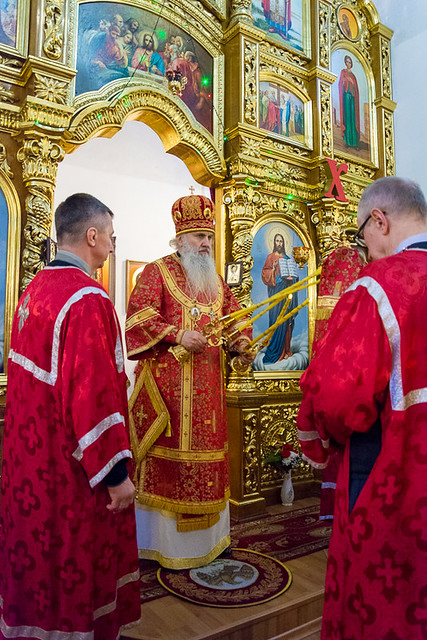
[330,42,378,168]
[249,213,317,381]
[258,76,313,150]
[0,173,21,392]
[337,4,361,42]
[0,0,29,59]
[125,259,147,308]
[70,0,225,152]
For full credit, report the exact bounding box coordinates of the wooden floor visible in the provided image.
[123,499,327,640]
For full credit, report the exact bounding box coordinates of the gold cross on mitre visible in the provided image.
[189,186,195,195]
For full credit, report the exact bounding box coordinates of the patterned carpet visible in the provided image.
[157,548,292,607]
[139,504,331,603]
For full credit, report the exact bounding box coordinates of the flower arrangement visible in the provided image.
[263,443,303,474]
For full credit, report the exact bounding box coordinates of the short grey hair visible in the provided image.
[359,176,427,221]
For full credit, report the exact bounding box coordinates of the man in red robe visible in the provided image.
[297,176,427,639]
[0,194,140,639]
[126,194,254,569]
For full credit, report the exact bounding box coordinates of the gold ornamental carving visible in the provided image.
[309,199,354,259]
[383,110,395,176]
[0,54,21,70]
[242,411,259,494]
[266,138,311,158]
[319,1,330,68]
[43,0,65,60]
[241,135,261,158]
[230,0,253,27]
[380,37,392,100]
[17,138,65,183]
[34,74,67,104]
[345,163,376,180]
[0,83,16,104]
[223,183,259,307]
[21,189,52,290]
[259,403,311,484]
[244,40,258,125]
[264,159,308,189]
[0,144,13,179]
[259,61,306,92]
[17,137,65,289]
[65,87,225,181]
[259,42,306,67]
[255,377,301,394]
[320,82,332,157]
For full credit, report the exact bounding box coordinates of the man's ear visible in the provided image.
[86,227,97,247]
[371,208,389,235]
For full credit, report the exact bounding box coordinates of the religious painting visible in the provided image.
[0,187,7,373]
[337,5,359,41]
[259,82,305,145]
[126,259,147,307]
[252,0,306,53]
[331,49,371,162]
[225,261,243,287]
[250,221,310,372]
[0,0,28,55]
[75,1,214,133]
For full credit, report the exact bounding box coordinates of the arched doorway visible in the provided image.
[55,106,225,379]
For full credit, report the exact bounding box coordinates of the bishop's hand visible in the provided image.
[180,330,208,353]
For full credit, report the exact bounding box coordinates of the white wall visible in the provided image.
[374,0,427,195]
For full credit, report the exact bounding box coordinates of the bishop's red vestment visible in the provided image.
[297,249,427,639]
[125,253,250,568]
[0,264,140,640]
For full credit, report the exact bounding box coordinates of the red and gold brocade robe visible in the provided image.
[126,253,250,530]
[0,265,140,640]
[297,250,427,640]
[312,245,365,521]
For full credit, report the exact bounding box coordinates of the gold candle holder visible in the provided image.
[293,246,310,268]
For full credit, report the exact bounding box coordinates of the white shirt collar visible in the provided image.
[394,233,427,254]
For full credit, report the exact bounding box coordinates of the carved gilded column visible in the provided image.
[43,0,65,60]
[320,81,332,157]
[229,0,253,27]
[243,39,258,126]
[371,24,396,177]
[318,0,331,69]
[223,179,260,392]
[223,179,260,308]
[309,197,353,260]
[17,134,65,290]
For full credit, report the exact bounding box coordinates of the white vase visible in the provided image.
[280,470,294,506]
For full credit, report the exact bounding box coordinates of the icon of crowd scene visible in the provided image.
[78,11,212,129]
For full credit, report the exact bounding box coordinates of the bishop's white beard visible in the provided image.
[179,236,218,300]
